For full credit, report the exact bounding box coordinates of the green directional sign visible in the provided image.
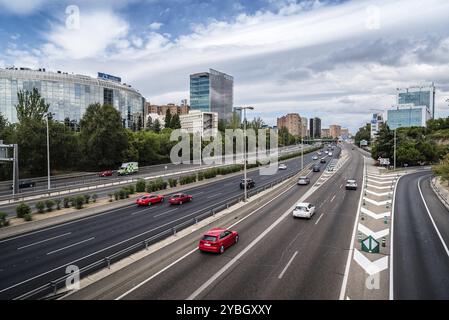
[361,236,380,253]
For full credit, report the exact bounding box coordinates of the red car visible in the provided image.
[99,170,113,177]
[136,194,164,206]
[168,193,192,205]
[198,228,239,254]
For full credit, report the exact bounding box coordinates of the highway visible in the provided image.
[67,143,364,300]
[393,171,449,299]
[0,144,327,299]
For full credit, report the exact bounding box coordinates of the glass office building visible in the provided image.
[190,69,233,122]
[0,68,145,129]
[386,104,430,130]
[309,117,321,138]
[397,84,435,118]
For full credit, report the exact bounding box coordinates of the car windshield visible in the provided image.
[299,177,308,180]
[202,235,217,242]
[296,205,308,211]
[347,180,356,184]
[172,194,181,198]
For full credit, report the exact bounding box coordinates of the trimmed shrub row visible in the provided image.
[0,212,9,227]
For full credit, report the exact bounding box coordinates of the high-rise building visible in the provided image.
[370,113,384,140]
[145,103,189,116]
[190,69,233,122]
[329,125,342,139]
[277,113,302,137]
[386,104,430,129]
[180,110,218,136]
[309,117,321,139]
[301,117,308,137]
[340,128,350,139]
[397,83,435,118]
[0,67,145,129]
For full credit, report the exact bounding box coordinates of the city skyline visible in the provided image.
[1,0,449,133]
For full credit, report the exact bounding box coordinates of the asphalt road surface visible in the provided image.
[69,143,363,300]
[0,145,330,299]
[393,171,449,299]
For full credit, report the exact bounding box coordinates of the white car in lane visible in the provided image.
[312,156,318,160]
[278,164,287,170]
[293,202,316,219]
[328,152,333,157]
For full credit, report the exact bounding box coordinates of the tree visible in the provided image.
[165,109,172,129]
[153,119,161,133]
[354,123,371,146]
[170,113,181,129]
[146,116,153,131]
[371,123,393,161]
[79,104,128,169]
[15,88,49,123]
[433,154,449,186]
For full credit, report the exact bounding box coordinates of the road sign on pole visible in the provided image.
[361,236,380,253]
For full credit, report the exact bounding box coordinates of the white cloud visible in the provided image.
[0,0,47,15]
[149,22,163,30]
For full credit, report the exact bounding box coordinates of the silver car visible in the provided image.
[297,176,310,185]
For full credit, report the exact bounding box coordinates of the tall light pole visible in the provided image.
[393,128,396,171]
[301,136,304,171]
[235,106,254,202]
[45,112,54,190]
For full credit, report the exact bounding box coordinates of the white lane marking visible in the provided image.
[340,184,343,189]
[360,207,390,220]
[116,247,198,300]
[330,195,336,203]
[207,193,222,199]
[278,251,298,279]
[339,156,366,300]
[46,237,95,255]
[153,208,179,218]
[17,232,72,250]
[192,192,205,196]
[366,184,391,190]
[353,249,388,275]
[131,206,157,215]
[0,204,135,245]
[365,190,392,197]
[363,197,389,206]
[417,176,449,258]
[187,185,321,300]
[315,213,324,225]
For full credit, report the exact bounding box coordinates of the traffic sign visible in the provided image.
[378,158,390,166]
[361,236,380,253]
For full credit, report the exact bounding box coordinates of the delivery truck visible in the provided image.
[118,162,139,176]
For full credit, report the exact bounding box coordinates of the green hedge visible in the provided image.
[136,179,146,192]
[35,201,45,214]
[0,212,9,227]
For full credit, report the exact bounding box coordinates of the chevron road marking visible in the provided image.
[367,173,400,178]
[364,197,390,206]
[365,189,393,197]
[358,223,389,239]
[366,179,394,185]
[366,174,396,180]
[360,207,390,219]
[353,249,389,275]
[367,184,392,190]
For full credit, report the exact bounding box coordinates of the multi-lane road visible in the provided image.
[0,144,327,299]
[1,142,448,300]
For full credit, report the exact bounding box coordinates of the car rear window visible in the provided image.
[202,235,217,242]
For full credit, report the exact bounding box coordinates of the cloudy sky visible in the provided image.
[1,0,449,133]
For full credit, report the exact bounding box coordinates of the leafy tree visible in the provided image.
[146,117,153,131]
[16,203,31,218]
[354,123,371,146]
[15,88,49,123]
[79,104,128,169]
[371,123,393,161]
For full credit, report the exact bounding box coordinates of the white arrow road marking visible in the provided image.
[361,207,390,219]
[364,197,390,206]
[367,184,392,190]
[353,249,388,275]
[358,223,389,239]
[365,189,393,197]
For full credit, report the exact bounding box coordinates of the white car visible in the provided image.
[312,156,318,160]
[293,202,316,219]
[297,176,310,185]
[328,152,333,156]
[324,150,329,154]
[317,152,322,156]
[278,164,287,170]
[345,179,357,190]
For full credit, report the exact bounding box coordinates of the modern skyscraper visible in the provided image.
[301,117,308,137]
[386,104,430,129]
[397,83,435,118]
[309,117,321,139]
[190,69,233,122]
[370,113,384,140]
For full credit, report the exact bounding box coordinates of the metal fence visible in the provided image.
[14,166,307,300]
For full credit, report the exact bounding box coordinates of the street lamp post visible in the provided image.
[235,106,254,202]
[393,128,396,171]
[45,113,54,190]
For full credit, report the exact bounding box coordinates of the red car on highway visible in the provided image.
[98,170,113,177]
[198,228,239,254]
[136,194,165,206]
[168,193,192,205]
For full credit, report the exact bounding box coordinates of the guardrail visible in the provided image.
[431,176,449,209]
[13,163,310,300]
[0,146,317,206]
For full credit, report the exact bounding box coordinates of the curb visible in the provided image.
[430,176,449,212]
